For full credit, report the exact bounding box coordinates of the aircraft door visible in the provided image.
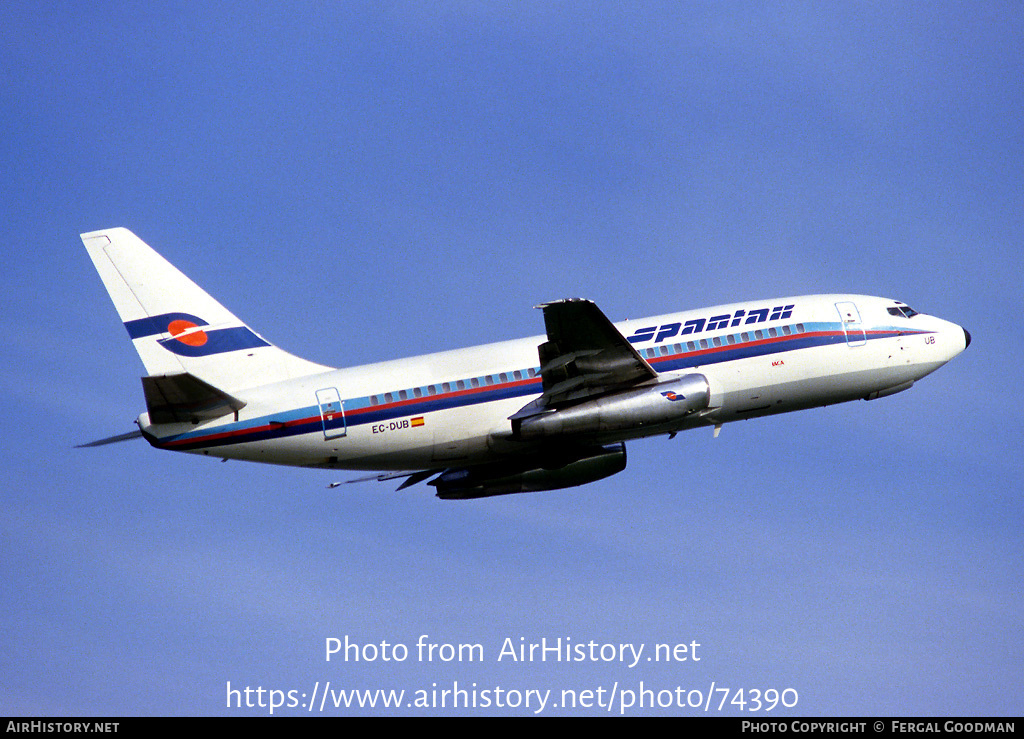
[836,301,866,347]
[316,387,347,439]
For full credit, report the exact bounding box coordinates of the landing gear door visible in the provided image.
[316,387,347,439]
[836,301,866,347]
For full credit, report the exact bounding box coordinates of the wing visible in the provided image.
[335,469,439,491]
[513,299,657,421]
[345,300,653,495]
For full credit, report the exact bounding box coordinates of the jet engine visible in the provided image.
[431,443,627,499]
[513,373,711,441]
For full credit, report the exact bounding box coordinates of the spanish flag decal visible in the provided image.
[411,417,425,427]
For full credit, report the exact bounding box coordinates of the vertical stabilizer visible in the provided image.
[81,228,333,393]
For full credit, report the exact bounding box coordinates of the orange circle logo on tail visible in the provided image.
[167,319,209,347]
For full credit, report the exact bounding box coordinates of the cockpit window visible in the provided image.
[888,305,919,318]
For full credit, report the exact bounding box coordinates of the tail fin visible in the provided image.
[81,228,333,394]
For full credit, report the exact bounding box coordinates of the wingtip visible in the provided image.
[534,297,591,309]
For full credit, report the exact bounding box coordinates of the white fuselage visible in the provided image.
[140,294,968,471]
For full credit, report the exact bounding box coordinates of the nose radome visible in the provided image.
[964,328,972,349]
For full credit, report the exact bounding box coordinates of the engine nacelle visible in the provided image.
[514,373,710,441]
[431,443,627,500]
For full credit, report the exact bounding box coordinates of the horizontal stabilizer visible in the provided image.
[142,372,246,424]
[75,429,144,448]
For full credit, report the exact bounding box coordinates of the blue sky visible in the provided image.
[2,2,1021,716]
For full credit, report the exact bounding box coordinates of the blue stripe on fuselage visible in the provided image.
[153,322,925,451]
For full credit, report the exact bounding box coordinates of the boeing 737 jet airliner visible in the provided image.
[80,228,970,499]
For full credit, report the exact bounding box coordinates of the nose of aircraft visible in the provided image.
[963,328,972,349]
